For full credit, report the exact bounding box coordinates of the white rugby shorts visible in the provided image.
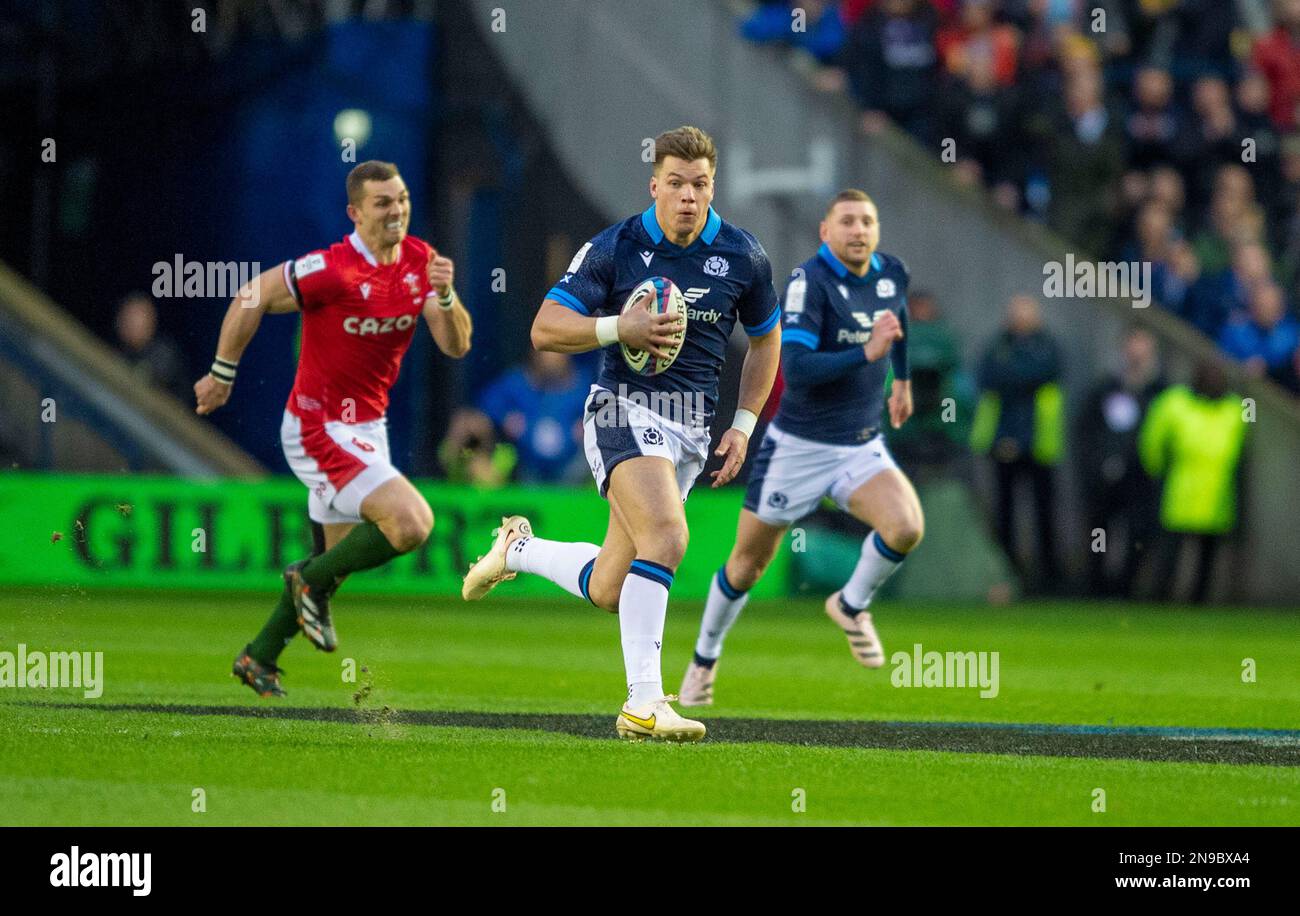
[581,385,711,502]
[280,409,401,524]
[743,422,898,525]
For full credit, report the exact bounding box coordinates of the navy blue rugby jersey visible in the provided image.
[545,205,780,425]
[770,243,910,445]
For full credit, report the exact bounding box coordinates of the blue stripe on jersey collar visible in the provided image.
[641,205,722,249]
[817,243,880,285]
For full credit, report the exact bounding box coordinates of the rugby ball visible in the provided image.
[620,277,687,376]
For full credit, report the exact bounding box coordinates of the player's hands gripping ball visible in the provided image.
[619,277,687,375]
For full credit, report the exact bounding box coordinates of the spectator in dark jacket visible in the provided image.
[839,0,940,142]
[1178,76,1249,210]
[1120,199,1177,266]
[1236,69,1285,205]
[1148,164,1189,234]
[1122,0,1237,83]
[1278,136,1300,300]
[1029,62,1126,255]
[971,295,1065,593]
[1076,326,1165,597]
[940,49,1025,206]
[1123,65,1182,171]
[1170,0,1240,80]
[1191,167,1265,277]
[115,292,190,401]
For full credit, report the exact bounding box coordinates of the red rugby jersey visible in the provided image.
[283,231,435,423]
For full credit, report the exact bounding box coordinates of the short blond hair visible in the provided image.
[825,188,876,217]
[654,126,718,172]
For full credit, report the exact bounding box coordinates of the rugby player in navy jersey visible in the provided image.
[461,127,782,740]
[680,189,924,706]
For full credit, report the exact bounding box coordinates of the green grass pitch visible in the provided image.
[1,587,1297,825]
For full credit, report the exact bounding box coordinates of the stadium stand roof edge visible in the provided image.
[0,261,265,478]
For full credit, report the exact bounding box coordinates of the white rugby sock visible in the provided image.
[506,537,601,602]
[694,566,750,662]
[620,559,673,708]
[841,531,906,612]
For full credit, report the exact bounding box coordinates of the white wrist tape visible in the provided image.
[210,357,237,385]
[595,315,621,347]
[730,408,758,438]
[436,287,456,310]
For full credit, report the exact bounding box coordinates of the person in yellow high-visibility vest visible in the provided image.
[1138,359,1247,603]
